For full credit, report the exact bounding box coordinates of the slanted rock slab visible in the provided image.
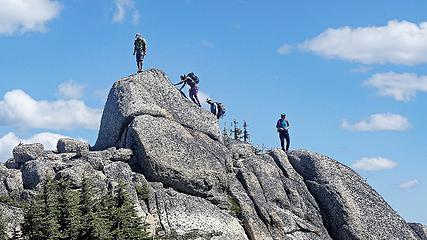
[124,114,231,202]
[288,150,420,240]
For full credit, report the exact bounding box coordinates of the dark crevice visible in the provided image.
[114,115,135,148]
[268,151,290,179]
[235,170,272,234]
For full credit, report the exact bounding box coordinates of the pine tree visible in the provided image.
[22,177,61,240]
[0,209,7,240]
[111,181,149,240]
[22,194,45,240]
[79,178,112,240]
[232,120,243,141]
[222,124,229,139]
[57,179,81,240]
[41,177,61,240]
[243,121,250,143]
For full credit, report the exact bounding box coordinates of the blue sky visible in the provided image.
[0,0,426,223]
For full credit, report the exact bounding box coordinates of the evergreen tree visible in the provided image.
[111,181,149,240]
[232,120,243,141]
[79,178,112,240]
[243,121,250,143]
[57,179,81,240]
[22,194,45,240]
[0,209,7,240]
[22,177,61,240]
[222,124,229,139]
[41,177,61,239]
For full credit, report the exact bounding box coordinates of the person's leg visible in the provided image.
[194,93,201,107]
[189,90,197,104]
[279,132,285,151]
[140,55,145,70]
[285,132,290,151]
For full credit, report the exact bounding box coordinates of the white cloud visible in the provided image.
[399,179,419,189]
[0,0,61,35]
[364,72,427,102]
[0,132,67,162]
[57,81,85,99]
[113,0,139,24]
[341,113,410,131]
[299,20,427,65]
[352,157,397,171]
[277,43,292,55]
[0,89,102,130]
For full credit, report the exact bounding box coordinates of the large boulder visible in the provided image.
[124,114,231,202]
[152,186,248,240]
[21,160,65,189]
[0,164,23,197]
[13,143,44,164]
[288,150,420,240]
[57,138,90,155]
[229,146,331,240]
[94,69,221,150]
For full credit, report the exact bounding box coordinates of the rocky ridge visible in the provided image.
[0,69,425,240]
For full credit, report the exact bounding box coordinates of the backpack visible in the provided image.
[216,102,226,118]
[187,72,199,84]
[135,37,146,52]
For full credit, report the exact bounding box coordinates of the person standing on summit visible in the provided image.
[276,113,290,152]
[133,33,147,73]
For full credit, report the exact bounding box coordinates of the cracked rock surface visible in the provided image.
[1,69,424,239]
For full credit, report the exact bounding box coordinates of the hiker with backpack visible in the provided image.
[206,98,225,119]
[175,73,202,107]
[133,33,147,73]
[276,113,290,152]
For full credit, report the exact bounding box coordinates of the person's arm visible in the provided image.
[143,38,147,55]
[133,43,136,55]
[179,81,187,91]
[285,120,290,130]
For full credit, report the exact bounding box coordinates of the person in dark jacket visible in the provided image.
[133,33,147,73]
[276,113,290,152]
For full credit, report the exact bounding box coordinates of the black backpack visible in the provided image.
[187,72,199,84]
[216,102,226,118]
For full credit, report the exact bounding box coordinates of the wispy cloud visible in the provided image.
[364,72,427,102]
[341,113,410,131]
[113,0,139,24]
[399,179,419,189]
[352,157,397,171]
[57,81,85,99]
[0,0,61,35]
[0,132,68,162]
[277,43,292,55]
[299,20,427,65]
[0,89,101,130]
